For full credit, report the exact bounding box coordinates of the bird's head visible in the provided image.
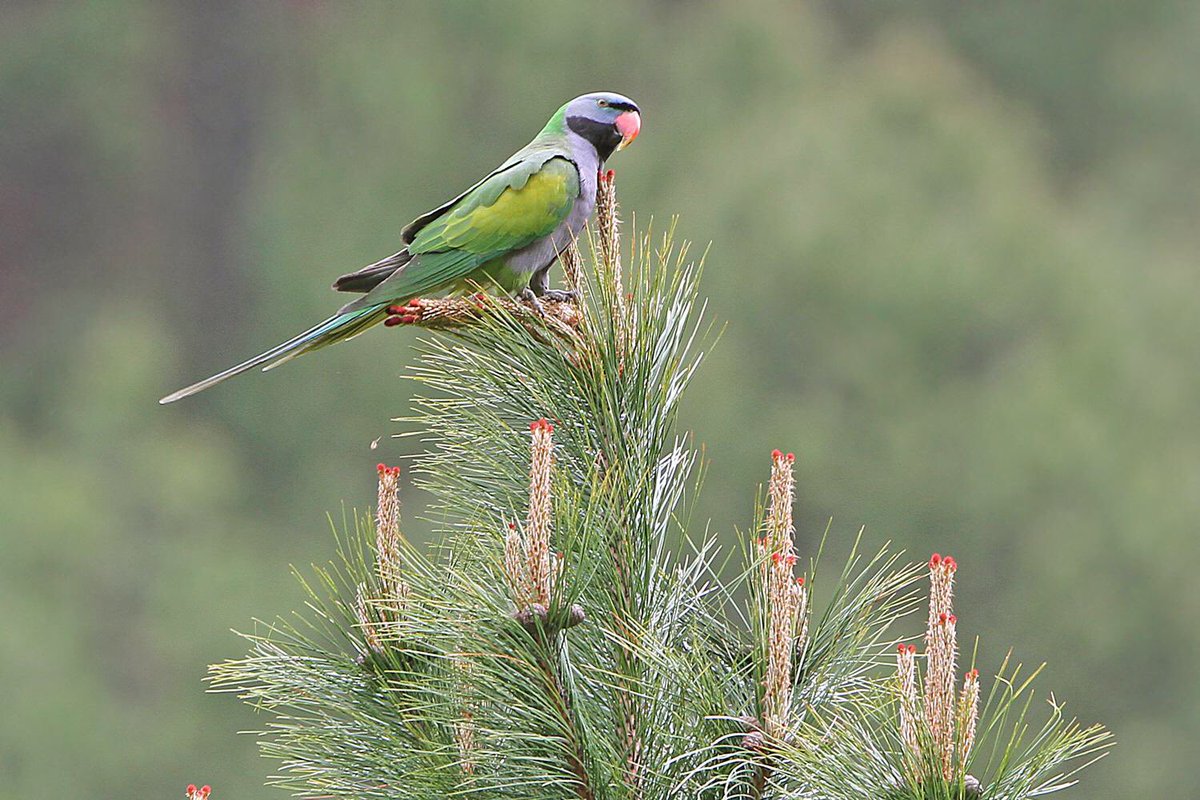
[561,92,641,162]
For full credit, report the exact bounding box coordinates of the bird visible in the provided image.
[159,91,641,404]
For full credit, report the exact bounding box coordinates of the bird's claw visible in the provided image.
[539,289,577,303]
[383,298,425,327]
[518,287,546,316]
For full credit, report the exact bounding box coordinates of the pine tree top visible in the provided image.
[208,175,1110,800]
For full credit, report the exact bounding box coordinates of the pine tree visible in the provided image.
[208,173,1111,799]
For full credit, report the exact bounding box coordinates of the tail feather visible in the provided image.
[332,249,412,293]
[158,304,386,404]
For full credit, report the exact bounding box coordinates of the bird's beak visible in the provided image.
[615,110,641,150]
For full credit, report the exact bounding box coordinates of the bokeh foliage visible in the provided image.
[1,2,1196,798]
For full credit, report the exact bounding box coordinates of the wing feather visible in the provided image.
[345,156,580,309]
[410,157,578,254]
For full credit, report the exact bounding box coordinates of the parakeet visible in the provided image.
[159,92,641,404]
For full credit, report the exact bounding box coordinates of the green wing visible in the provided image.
[348,155,580,309]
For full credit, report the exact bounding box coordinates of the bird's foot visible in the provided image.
[383,298,425,327]
[518,287,546,315]
[539,289,577,303]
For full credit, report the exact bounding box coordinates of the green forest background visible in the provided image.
[2,2,1197,797]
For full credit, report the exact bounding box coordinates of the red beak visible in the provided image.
[615,110,641,150]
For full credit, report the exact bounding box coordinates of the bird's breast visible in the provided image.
[506,170,596,275]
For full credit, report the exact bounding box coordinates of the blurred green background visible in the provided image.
[2,2,1197,797]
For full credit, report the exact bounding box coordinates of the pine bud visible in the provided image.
[760,448,806,741]
[925,552,959,779]
[375,464,406,603]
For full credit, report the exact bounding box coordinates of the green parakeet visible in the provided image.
[160,92,641,404]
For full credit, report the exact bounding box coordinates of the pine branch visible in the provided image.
[386,294,582,341]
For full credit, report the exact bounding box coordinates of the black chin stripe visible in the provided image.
[567,115,623,162]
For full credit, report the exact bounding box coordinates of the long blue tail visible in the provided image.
[159,304,385,404]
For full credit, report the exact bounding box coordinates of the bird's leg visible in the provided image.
[383,298,425,327]
[528,265,577,304]
[518,286,546,315]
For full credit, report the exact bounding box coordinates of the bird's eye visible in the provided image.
[597,99,608,108]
